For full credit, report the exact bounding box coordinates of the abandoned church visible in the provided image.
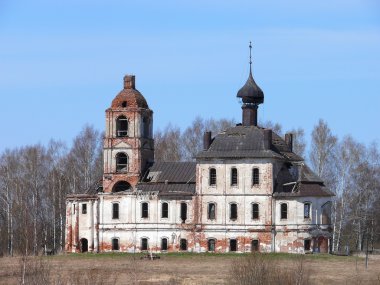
[65,56,334,254]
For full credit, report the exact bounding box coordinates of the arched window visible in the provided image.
[304,202,311,219]
[280,203,288,220]
[180,202,187,223]
[209,168,216,186]
[112,238,119,251]
[112,181,131,192]
[141,202,149,218]
[208,203,216,220]
[231,168,238,186]
[252,203,259,220]
[252,168,260,185]
[116,116,128,137]
[230,203,238,220]
[322,202,332,224]
[161,238,168,251]
[161,202,169,218]
[116,153,128,172]
[208,239,216,252]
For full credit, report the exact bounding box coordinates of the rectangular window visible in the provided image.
[252,203,259,220]
[209,168,216,186]
[231,168,238,186]
[82,203,87,214]
[141,202,149,218]
[304,203,311,219]
[161,238,168,251]
[141,238,148,250]
[252,168,260,185]
[304,239,311,251]
[112,239,119,251]
[161,202,169,218]
[180,239,187,251]
[208,203,216,220]
[281,203,288,220]
[208,239,216,252]
[112,203,119,219]
[230,204,238,220]
[230,239,237,252]
[252,240,259,252]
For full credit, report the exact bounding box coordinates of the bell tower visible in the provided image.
[102,75,154,193]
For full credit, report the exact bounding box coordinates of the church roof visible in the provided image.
[110,75,149,109]
[196,125,303,161]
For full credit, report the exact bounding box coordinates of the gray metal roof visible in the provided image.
[196,126,303,161]
[145,162,196,183]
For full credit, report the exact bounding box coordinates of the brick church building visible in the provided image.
[65,58,333,254]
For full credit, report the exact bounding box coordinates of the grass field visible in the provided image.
[0,253,379,284]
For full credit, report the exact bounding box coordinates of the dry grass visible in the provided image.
[0,253,379,285]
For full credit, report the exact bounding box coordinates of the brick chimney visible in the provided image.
[285,133,293,152]
[203,131,212,150]
[124,75,135,89]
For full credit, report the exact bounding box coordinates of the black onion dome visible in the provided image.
[237,70,264,104]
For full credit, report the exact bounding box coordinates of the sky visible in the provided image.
[0,0,379,152]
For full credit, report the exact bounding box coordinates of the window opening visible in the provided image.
[252,203,259,220]
[209,168,216,186]
[82,203,87,214]
[281,203,288,220]
[231,168,238,186]
[161,238,168,251]
[180,239,187,251]
[80,238,88,253]
[230,239,237,252]
[304,203,311,219]
[112,203,119,219]
[208,239,216,252]
[161,202,169,218]
[252,240,259,252]
[112,181,131,192]
[208,203,216,220]
[116,116,128,137]
[112,238,119,251]
[180,202,187,223]
[304,239,311,251]
[252,168,260,185]
[121,101,127,108]
[143,117,150,138]
[141,238,148,251]
[322,202,332,224]
[116,153,128,172]
[141,202,149,218]
[230,203,238,220]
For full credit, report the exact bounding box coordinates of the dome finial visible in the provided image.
[249,41,252,74]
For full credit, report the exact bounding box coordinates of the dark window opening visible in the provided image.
[141,202,149,218]
[231,168,238,186]
[82,203,87,214]
[161,202,169,218]
[252,168,260,185]
[116,153,128,172]
[208,239,216,252]
[180,202,187,223]
[304,239,311,251]
[230,203,238,220]
[252,240,259,252]
[208,203,216,220]
[143,117,150,138]
[141,238,148,251]
[281,203,288,220]
[112,238,119,251]
[112,181,131,192]
[73,204,76,214]
[304,203,311,219]
[116,116,128,137]
[80,238,88,253]
[180,239,187,251]
[121,101,127,108]
[209,168,216,186]
[161,238,168,251]
[252,203,259,220]
[230,239,237,252]
[112,203,119,219]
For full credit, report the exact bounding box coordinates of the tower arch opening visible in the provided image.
[112,181,132,192]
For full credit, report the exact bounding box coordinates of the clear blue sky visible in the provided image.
[0,0,379,152]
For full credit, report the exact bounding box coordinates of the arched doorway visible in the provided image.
[80,238,88,253]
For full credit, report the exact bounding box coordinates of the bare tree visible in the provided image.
[154,124,183,162]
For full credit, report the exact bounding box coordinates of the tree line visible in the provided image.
[0,117,378,256]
